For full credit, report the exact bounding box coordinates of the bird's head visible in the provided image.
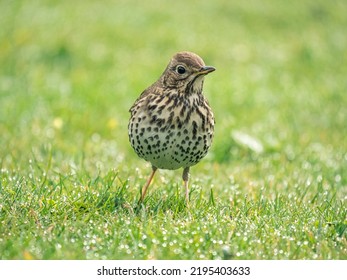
[162,51,215,95]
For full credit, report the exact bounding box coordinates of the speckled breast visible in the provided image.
[128,94,214,170]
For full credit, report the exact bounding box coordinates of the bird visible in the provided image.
[128,51,215,204]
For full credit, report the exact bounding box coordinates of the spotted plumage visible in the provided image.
[128,51,215,204]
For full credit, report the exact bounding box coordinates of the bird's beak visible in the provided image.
[198,66,216,75]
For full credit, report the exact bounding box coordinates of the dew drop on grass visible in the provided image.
[173,248,181,255]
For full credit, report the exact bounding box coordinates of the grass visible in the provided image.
[0,0,346,260]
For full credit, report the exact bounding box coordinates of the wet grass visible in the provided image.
[0,0,346,259]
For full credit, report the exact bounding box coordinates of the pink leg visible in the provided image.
[138,166,157,203]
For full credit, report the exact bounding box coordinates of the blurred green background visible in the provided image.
[0,0,346,259]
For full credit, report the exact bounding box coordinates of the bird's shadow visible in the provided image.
[114,192,189,216]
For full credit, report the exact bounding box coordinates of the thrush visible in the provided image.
[128,51,215,204]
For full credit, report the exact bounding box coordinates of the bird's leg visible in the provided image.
[182,167,190,204]
[138,166,157,204]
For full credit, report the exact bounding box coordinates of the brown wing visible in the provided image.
[129,80,163,114]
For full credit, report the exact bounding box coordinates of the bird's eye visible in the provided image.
[176,65,186,74]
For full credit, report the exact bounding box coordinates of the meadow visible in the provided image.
[0,0,346,259]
